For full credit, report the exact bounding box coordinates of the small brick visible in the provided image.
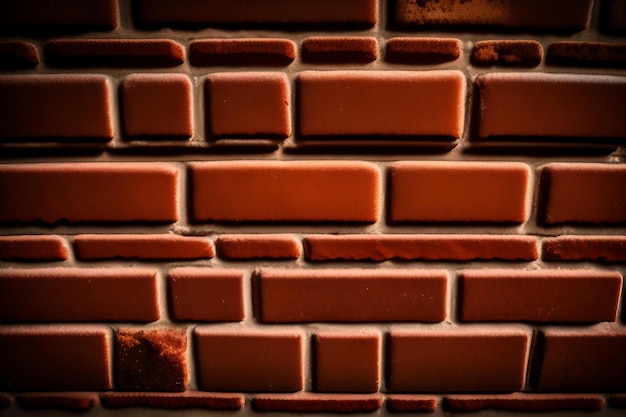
[254,393,383,413]
[547,41,626,68]
[302,37,378,63]
[189,161,379,223]
[543,236,626,262]
[541,163,626,225]
[386,395,439,412]
[445,394,604,412]
[259,269,447,323]
[74,234,213,260]
[15,393,98,412]
[471,40,542,67]
[0,41,39,69]
[476,72,626,140]
[0,75,112,140]
[459,269,622,323]
[206,72,290,138]
[388,327,529,392]
[168,268,244,322]
[305,234,538,262]
[0,325,111,390]
[389,162,530,224]
[0,162,178,223]
[0,235,68,261]
[100,392,244,410]
[44,39,185,67]
[298,70,465,138]
[602,0,626,34]
[194,327,303,392]
[217,234,300,260]
[385,37,461,64]
[190,39,295,66]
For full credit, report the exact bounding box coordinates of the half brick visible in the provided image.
[385,37,461,64]
[0,41,39,69]
[386,395,439,412]
[190,39,295,66]
[0,235,68,261]
[15,393,99,412]
[471,40,542,66]
[543,235,626,262]
[217,234,300,260]
[302,37,378,63]
[547,41,626,68]
[253,393,383,413]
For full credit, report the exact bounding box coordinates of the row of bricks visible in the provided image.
[2,325,626,393]
[1,71,625,141]
[0,267,623,323]
[1,161,625,225]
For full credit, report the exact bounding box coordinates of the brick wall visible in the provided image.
[0,0,625,415]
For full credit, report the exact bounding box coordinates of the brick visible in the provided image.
[602,0,626,34]
[547,41,626,68]
[0,325,111,390]
[388,327,529,392]
[386,395,439,412]
[253,393,383,413]
[168,268,244,322]
[609,395,626,408]
[0,75,112,140]
[471,40,542,67]
[385,37,461,64]
[315,331,380,393]
[190,39,295,66]
[259,269,447,323]
[0,235,68,261]
[43,39,185,68]
[302,37,378,63]
[305,234,538,262]
[444,394,604,412]
[15,393,98,412]
[0,162,178,223]
[0,394,11,408]
[194,327,303,392]
[115,328,188,392]
[476,73,626,140]
[0,267,159,322]
[459,269,622,323]
[540,163,626,225]
[189,161,379,223]
[99,392,244,410]
[217,234,300,260]
[393,0,593,31]
[389,162,530,223]
[205,72,290,138]
[0,41,39,69]
[543,236,626,262]
[74,234,213,260]
[298,70,465,138]
[121,74,192,138]
[534,327,626,392]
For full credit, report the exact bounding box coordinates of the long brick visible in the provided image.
[190,39,295,66]
[476,73,626,139]
[189,161,379,223]
[217,234,300,260]
[445,394,604,412]
[386,395,439,412]
[253,393,383,413]
[0,162,178,223]
[0,41,39,69]
[547,41,626,68]
[389,162,530,223]
[0,75,112,140]
[388,327,529,392]
[298,71,465,138]
[302,37,378,63]
[0,325,111,390]
[258,269,447,323]
[0,235,68,261]
[459,269,622,323]
[0,268,159,322]
[99,392,244,410]
[543,236,626,262]
[385,37,461,64]
[15,393,98,412]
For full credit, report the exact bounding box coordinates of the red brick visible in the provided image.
[302,37,378,63]
[471,40,542,67]
[99,392,244,410]
[217,234,300,260]
[0,235,68,261]
[389,162,530,223]
[0,162,178,223]
[0,41,39,69]
[534,327,626,392]
[190,39,295,66]
[477,73,626,139]
[388,327,529,392]
[459,269,622,323]
[305,234,538,261]
[206,72,290,138]
[0,75,112,140]
[541,163,626,225]
[194,327,303,392]
[0,325,111,390]
[547,42,626,68]
[254,393,383,413]
[385,37,461,64]
[189,161,379,223]
[445,394,604,412]
[74,234,213,260]
[298,70,465,138]
[543,235,626,262]
[0,267,159,322]
[168,268,244,322]
[15,393,98,412]
[259,269,447,323]
[393,0,593,31]
[386,395,439,412]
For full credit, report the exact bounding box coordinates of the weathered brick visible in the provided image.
[386,395,439,412]
[445,394,604,412]
[471,40,542,67]
[217,234,300,260]
[15,393,98,412]
[190,39,295,66]
[0,235,68,261]
[253,393,383,413]
[385,37,461,64]
[99,392,244,410]
[302,37,378,63]
[547,42,626,68]
[0,41,39,69]
[543,235,626,262]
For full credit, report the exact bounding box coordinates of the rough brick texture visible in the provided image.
[15,393,99,412]
[445,394,605,412]
[253,393,383,413]
[99,392,244,410]
[543,236,626,262]
[190,39,295,66]
[385,37,461,64]
[302,37,378,63]
[0,235,68,261]
[217,234,300,259]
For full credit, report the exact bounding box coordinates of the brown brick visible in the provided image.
[217,234,300,260]
[547,41,626,68]
[189,161,379,223]
[389,162,530,223]
[0,325,111,390]
[253,393,383,413]
[298,70,465,138]
[194,327,303,392]
[543,236,626,262]
[386,395,439,412]
[0,267,159,322]
[99,392,244,410]
[0,41,39,69]
[168,268,244,322]
[0,235,68,261]
[472,40,542,67]
[476,72,626,139]
[305,234,538,261]
[459,269,622,323]
[0,162,178,223]
[0,75,112,141]
[445,394,604,412]
[190,39,295,66]
[385,37,461,64]
[541,163,626,225]
[388,327,529,392]
[602,0,626,34]
[15,393,98,412]
[259,269,447,323]
[302,37,378,63]
[609,394,626,408]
